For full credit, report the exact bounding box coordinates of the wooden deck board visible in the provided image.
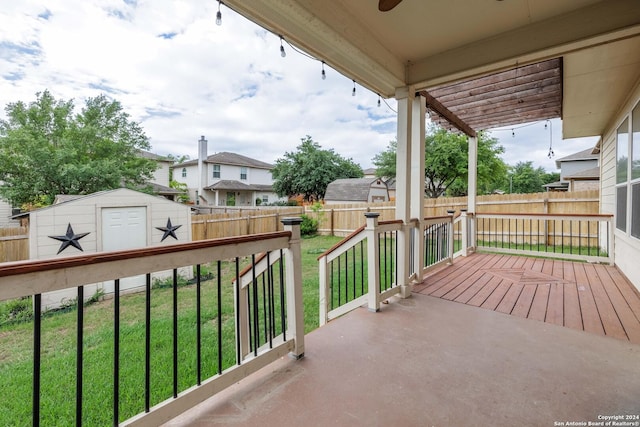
[584,264,627,341]
[511,284,537,318]
[562,261,583,331]
[593,265,640,343]
[573,263,606,337]
[417,253,640,344]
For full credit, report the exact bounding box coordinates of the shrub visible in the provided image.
[0,297,33,325]
[300,214,318,236]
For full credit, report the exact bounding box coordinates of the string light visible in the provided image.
[377,94,381,107]
[216,0,222,26]
[546,119,554,158]
[512,129,515,137]
[279,36,286,57]
[352,80,356,96]
[321,61,326,80]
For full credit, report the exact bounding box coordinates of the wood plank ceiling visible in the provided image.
[425,58,562,134]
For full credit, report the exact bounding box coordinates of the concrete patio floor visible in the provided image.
[165,292,640,426]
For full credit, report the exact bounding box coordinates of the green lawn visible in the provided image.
[0,235,341,426]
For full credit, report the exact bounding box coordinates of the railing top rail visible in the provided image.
[476,212,613,219]
[0,231,291,279]
[424,215,455,221]
[317,225,365,260]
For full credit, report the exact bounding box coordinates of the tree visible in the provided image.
[509,161,548,193]
[0,90,157,207]
[372,126,507,198]
[272,136,363,201]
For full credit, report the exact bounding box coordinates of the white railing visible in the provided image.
[318,213,455,325]
[0,219,304,426]
[472,213,614,264]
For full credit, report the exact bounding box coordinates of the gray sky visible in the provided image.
[1,0,598,172]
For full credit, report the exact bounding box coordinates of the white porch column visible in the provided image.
[409,94,426,287]
[395,87,425,297]
[467,135,478,250]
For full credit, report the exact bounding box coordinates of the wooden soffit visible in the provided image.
[426,58,562,132]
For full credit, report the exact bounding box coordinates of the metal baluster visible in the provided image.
[33,294,41,427]
[196,265,201,385]
[76,286,83,427]
[114,279,120,425]
[217,261,222,374]
[145,274,151,411]
[172,269,178,398]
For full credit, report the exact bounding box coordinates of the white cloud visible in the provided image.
[0,1,599,171]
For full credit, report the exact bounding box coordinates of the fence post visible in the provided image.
[234,273,250,362]
[365,212,380,312]
[281,217,305,359]
[412,218,424,285]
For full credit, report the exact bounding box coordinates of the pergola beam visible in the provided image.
[419,90,476,137]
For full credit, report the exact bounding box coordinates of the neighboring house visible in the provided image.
[362,168,377,179]
[21,188,192,310]
[137,150,182,200]
[171,136,286,207]
[0,199,20,228]
[324,178,389,204]
[544,147,600,191]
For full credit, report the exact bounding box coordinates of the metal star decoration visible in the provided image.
[156,218,182,242]
[49,223,90,255]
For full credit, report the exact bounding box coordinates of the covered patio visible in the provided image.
[166,261,640,426]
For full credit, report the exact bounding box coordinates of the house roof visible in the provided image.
[173,152,273,170]
[324,178,386,201]
[138,150,172,163]
[564,166,600,180]
[543,181,569,190]
[363,168,377,176]
[204,180,274,192]
[555,148,599,168]
[224,1,640,138]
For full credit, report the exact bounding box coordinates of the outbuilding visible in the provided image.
[324,178,389,205]
[24,188,192,310]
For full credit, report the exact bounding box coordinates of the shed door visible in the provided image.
[102,207,147,292]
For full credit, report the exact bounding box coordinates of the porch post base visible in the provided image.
[289,352,305,360]
[400,283,413,299]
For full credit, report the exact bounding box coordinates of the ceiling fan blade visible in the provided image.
[378,0,403,12]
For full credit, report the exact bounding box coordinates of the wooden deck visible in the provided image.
[414,253,640,344]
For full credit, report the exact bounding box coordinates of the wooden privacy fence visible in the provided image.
[308,190,599,236]
[0,227,28,262]
[191,207,304,240]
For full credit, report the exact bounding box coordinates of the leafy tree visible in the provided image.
[0,90,157,207]
[509,161,548,193]
[372,126,507,198]
[272,136,363,202]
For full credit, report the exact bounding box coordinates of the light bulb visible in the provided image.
[321,61,326,80]
[377,96,381,107]
[511,129,515,137]
[352,80,356,96]
[216,10,222,25]
[280,37,286,57]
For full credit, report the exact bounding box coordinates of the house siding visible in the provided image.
[560,159,598,181]
[601,76,640,289]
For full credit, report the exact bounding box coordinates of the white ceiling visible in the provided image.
[223,0,640,138]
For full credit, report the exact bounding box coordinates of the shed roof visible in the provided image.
[324,178,385,202]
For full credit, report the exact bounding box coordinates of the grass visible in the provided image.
[0,235,341,426]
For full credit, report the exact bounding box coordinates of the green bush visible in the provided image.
[0,297,33,325]
[300,214,318,236]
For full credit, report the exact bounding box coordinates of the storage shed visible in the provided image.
[324,178,389,205]
[25,188,192,310]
